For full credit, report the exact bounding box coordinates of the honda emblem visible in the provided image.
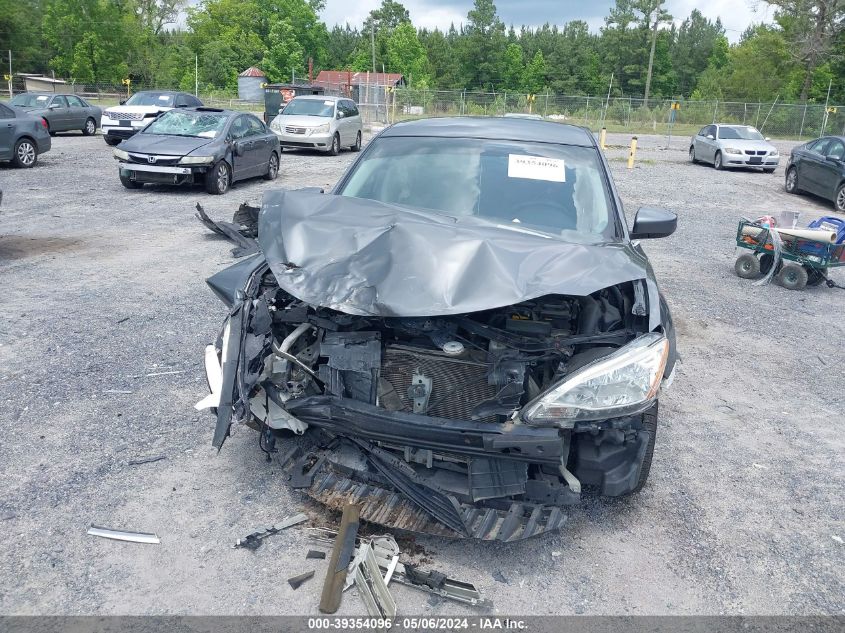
[147,155,156,164]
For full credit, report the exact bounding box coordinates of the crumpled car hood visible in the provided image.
[258,189,657,318]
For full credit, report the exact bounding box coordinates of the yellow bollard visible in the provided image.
[627,136,638,169]
[599,127,607,150]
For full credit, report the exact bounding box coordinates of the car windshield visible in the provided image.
[718,126,764,140]
[126,92,175,107]
[281,99,335,117]
[338,136,616,241]
[142,110,228,138]
[10,94,51,107]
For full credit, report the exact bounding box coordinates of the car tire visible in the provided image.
[351,131,362,152]
[625,403,659,496]
[119,173,142,189]
[264,151,279,181]
[105,136,121,147]
[835,183,845,213]
[776,263,808,290]
[785,166,800,194]
[82,118,97,136]
[714,151,723,170]
[329,133,340,156]
[689,145,697,163]
[12,138,38,168]
[205,161,230,195]
[734,254,761,279]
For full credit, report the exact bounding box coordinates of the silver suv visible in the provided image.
[270,95,362,155]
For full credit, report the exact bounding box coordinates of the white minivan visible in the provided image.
[269,95,362,155]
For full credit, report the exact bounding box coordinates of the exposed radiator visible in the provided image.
[380,345,498,422]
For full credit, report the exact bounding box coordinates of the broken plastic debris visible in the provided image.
[87,525,160,544]
[232,512,308,550]
[288,570,315,590]
[306,550,326,560]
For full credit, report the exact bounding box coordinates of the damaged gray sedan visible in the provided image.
[197,117,678,541]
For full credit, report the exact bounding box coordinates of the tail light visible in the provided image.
[40,118,48,129]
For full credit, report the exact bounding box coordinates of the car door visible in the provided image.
[815,138,845,201]
[0,103,15,159]
[48,95,70,131]
[228,115,264,179]
[799,138,831,195]
[244,114,273,174]
[65,95,87,129]
[698,125,717,162]
[348,100,362,140]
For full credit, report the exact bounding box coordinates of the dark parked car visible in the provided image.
[8,92,102,136]
[0,102,52,167]
[785,135,845,212]
[113,107,280,194]
[196,117,679,541]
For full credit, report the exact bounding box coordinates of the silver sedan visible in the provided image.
[689,124,780,173]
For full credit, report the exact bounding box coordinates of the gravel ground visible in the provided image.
[0,129,843,616]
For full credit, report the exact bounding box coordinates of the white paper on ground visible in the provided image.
[508,154,566,182]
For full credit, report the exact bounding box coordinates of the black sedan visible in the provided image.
[785,135,845,212]
[0,102,52,167]
[196,117,679,541]
[8,92,102,136]
[113,107,280,194]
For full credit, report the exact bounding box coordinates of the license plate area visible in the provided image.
[119,120,131,127]
[749,157,762,164]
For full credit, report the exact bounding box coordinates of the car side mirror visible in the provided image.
[765,137,771,142]
[825,154,842,163]
[630,207,677,240]
[706,134,715,140]
[49,103,60,109]
[119,99,126,105]
[336,111,344,119]
[298,186,325,194]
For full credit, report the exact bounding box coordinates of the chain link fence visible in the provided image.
[9,78,845,141]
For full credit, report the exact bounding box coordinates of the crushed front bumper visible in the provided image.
[118,161,207,185]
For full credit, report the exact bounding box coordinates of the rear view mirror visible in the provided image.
[630,207,677,240]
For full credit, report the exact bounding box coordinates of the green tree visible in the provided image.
[502,43,523,90]
[461,0,506,90]
[523,50,546,94]
[385,22,429,86]
[261,19,306,83]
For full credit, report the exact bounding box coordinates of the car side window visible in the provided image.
[826,140,845,160]
[811,138,831,155]
[698,126,708,137]
[51,96,68,108]
[175,95,188,107]
[190,96,202,107]
[0,103,13,119]
[230,115,248,140]
[347,101,360,117]
[244,115,265,137]
[66,95,83,107]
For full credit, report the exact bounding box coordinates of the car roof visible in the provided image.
[381,116,596,147]
[715,124,758,128]
[292,95,341,102]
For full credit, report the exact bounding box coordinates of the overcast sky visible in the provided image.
[321,0,774,42]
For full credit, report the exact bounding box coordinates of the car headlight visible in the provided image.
[308,123,331,135]
[103,110,114,120]
[769,149,779,157]
[113,148,129,160]
[522,333,670,426]
[179,155,214,165]
[724,147,743,155]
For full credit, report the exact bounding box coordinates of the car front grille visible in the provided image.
[745,150,768,155]
[110,112,145,121]
[285,126,307,134]
[127,153,181,166]
[381,346,498,422]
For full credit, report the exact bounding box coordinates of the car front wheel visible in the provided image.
[714,151,723,170]
[83,118,97,136]
[205,161,230,195]
[12,138,37,168]
[625,403,658,495]
[785,166,799,194]
[352,131,362,152]
[328,133,340,156]
[835,183,845,213]
[689,145,697,163]
[119,173,142,189]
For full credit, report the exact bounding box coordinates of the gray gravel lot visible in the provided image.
[0,129,843,616]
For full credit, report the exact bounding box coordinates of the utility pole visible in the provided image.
[195,55,198,97]
[371,21,376,73]
[643,2,664,106]
[8,50,12,99]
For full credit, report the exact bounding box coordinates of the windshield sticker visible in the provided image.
[36,95,48,101]
[324,100,334,106]
[508,154,566,183]
[158,95,170,101]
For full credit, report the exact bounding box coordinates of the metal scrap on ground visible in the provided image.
[232,512,308,550]
[87,525,161,545]
[288,570,315,590]
[319,503,360,614]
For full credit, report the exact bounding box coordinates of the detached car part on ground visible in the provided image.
[0,102,52,168]
[198,118,678,541]
[113,107,280,194]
